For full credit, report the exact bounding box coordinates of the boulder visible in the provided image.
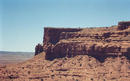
[118,21,130,30]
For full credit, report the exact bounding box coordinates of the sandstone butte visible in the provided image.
[0,21,130,81]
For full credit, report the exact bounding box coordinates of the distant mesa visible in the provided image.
[35,21,130,62]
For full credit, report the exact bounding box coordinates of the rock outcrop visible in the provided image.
[118,21,130,30]
[1,21,130,81]
[43,27,82,50]
[35,44,43,55]
[35,21,130,62]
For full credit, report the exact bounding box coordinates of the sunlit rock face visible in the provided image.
[35,21,130,61]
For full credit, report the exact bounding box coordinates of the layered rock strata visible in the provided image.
[35,21,130,61]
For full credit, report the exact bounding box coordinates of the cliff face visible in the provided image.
[1,22,130,81]
[35,21,130,62]
[43,27,82,51]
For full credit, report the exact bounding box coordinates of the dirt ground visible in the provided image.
[0,52,130,81]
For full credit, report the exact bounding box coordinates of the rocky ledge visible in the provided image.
[35,21,130,62]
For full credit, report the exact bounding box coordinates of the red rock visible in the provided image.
[118,21,130,30]
[35,44,43,55]
[34,21,130,62]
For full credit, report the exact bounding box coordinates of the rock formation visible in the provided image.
[118,21,130,30]
[35,21,130,62]
[1,21,130,81]
[35,44,43,55]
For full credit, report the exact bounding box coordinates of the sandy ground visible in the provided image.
[0,53,33,64]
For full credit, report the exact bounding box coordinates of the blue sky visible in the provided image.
[1,0,130,52]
